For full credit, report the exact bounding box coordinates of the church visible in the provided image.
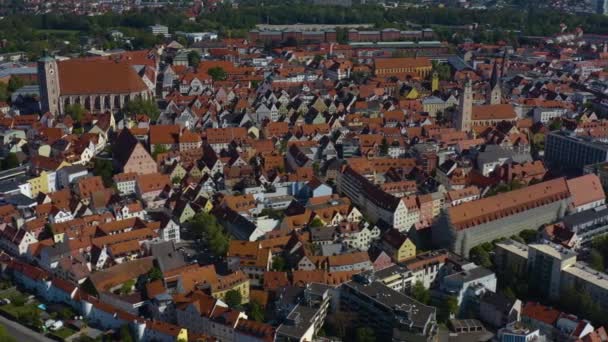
[38,51,158,115]
[454,56,517,132]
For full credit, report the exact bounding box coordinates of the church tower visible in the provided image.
[487,59,502,105]
[38,54,60,115]
[456,78,473,132]
[431,72,439,92]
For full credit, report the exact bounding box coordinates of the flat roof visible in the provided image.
[344,280,435,329]
[495,239,529,259]
[529,243,577,260]
[563,262,608,290]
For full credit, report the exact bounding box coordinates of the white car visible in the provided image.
[50,320,63,331]
[44,319,56,329]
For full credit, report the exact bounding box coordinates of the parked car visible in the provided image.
[44,319,56,329]
[50,320,63,331]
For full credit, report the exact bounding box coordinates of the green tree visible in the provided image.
[0,82,9,102]
[1,153,19,170]
[93,158,114,187]
[272,256,288,271]
[432,61,451,81]
[208,67,228,81]
[151,144,168,159]
[469,246,492,268]
[65,103,86,122]
[549,119,562,131]
[123,98,160,121]
[190,212,230,256]
[148,266,163,281]
[310,218,324,228]
[411,281,431,304]
[7,76,24,92]
[246,300,265,322]
[57,307,75,320]
[355,327,376,342]
[438,295,459,322]
[224,289,242,308]
[519,229,538,244]
[120,279,135,295]
[187,50,201,67]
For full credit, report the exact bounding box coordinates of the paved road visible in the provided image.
[0,314,53,342]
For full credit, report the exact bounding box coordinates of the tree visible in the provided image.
[58,307,75,320]
[151,144,168,159]
[411,281,431,304]
[438,295,459,322]
[0,82,9,102]
[7,76,24,93]
[190,212,230,256]
[246,300,265,322]
[469,246,492,268]
[148,266,163,281]
[549,119,562,131]
[187,50,201,67]
[123,98,160,121]
[120,279,135,295]
[272,256,288,271]
[432,61,451,81]
[224,289,242,308]
[310,218,324,228]
[208,67,228,81]
[172,176,181,185]
[519,229,538,244]
[65,103,86,122]
[355,327,376,342]
[93,158,114,187]
[1,153,19,171]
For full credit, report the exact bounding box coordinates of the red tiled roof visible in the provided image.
[58,59,148,95]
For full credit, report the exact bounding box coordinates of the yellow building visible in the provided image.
[382,229,416,263]
[28,171,55,197]
[177,328,188,342]
[374,57,433,78]
[211,271,250,305]
[432,72,439,92]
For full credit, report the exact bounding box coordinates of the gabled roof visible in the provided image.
[58,58,148,95]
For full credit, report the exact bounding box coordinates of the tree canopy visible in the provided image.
[224,289,243,308]
[123,98,160,121]
[411,281,431,304]
[188,50,201,67]
[65,103,86,122]
[190,212,230,256]
[207,67,228,81]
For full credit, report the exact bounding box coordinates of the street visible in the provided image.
[0,314,53,342]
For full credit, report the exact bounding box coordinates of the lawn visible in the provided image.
[0,302,41,320]
[48,326,78,340]
[0,287,21,299]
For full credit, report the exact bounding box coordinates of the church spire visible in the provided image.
[490,58,499,89]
